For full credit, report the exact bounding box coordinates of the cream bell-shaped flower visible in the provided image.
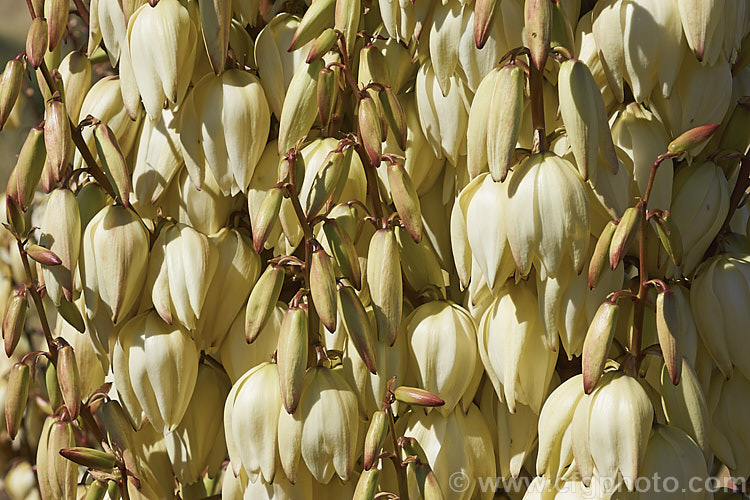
[113,310,200,433]
[277,365,359,484]
[667,161,729,277]
[503,152,590,279]
[164,362,230,484]
[405,300,478,415]
[219,304,283,383]
[709,370,750,478]
[478,279,557,413]
[39,188,80,306]
[145,222,219,331]
[572,371,653,494]
[404,404,496,500]
[82,204,149,326]
[610,103,674,212]
[127,0,197,120]
[378,0,416,43]
[224,362,284,484]
[132,108,183,206]
[180,69,271,195]
[690,253,750,380]
[415,61,471,165]
[195,228,260,353]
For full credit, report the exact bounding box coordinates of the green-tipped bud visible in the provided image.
[0,59,23,130]
[589,221,617,289]
[353,467,380,500]
[323,219,361,289]
[199,0,232,74]
[45,0,69,50]
[57,343,82,419]
[366,228,402,346]
[26,244,62,266]
[252,186,283,253]
[59,447,117,471]
[363,410,389,470]
[3,290,27,357]
[379,87,407,150]
[488,63,524,182]
[26,17,48,69]
[474,0,498,49]
[307,28,338,63]
[5,362,30,439]
[609,207,640,269]
[582,301,619,394]
[85,480,109,500]
[46,361,63,411]
[524,0,552,71]
[334,0,360,56]
[358,95,382,167]
[289,0,335,51]
[44,94,73,182]
[656,290,682,385]
[12,125,47,211]
[305,149,350,219]
[55,297,85,333]
[337,283,377,373]
[245,264,285,343]
[652,212,683,266]
[5,194,25,235]
[310,247,337,332]
[387,162,422,243]
[394,386,446,407]
[277,305,309,414]
[93,123,131,207]
[317,67,339,129]
[668,124,720,158]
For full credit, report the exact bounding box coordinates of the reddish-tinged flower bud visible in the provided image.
[589,221,617,289]
[0,59,23,130]
[26,17,48,69]
[59,447,117,471]
[44,94,73,182]
[3,289,27,357]
[609,207,640,270]
[387,161,422,243]
[26,244,62,266]
[668,124,720,158]
[473,0,498,49]
[57,343,82,419]
[93,123,131,207]
[525,0,552,71]
[5,362,30,439]
[13,125,46,211]
[245,264,285,343]
[582,301,619,394]
[379,87,407,151]
[317,67,339,130]
[252,186,283,253]
[358,95,383,167]
[393,386,445,407]
[310,247,337,332]
[363,410,389,470]
[337,283,378,373]
[45,0,69,50]
[306,28,338,63]
[353,467,380,500]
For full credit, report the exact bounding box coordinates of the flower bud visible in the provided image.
[199,0,232,74]
[323,219,362,289]
[609,206,640,270]
[310,246,337,332]
[589,221,616,289]
[147,222,219,330]
[127,0,197,119]
[277,305,309,414]
[582,301,619,394]
[93,122,131,207]
[337,283,377,374]
[59,447,117,471]
[358,95,383,167]
[353,467,380,500]
[668,124,720,158]
[290,0,335,50]
[0,59,23,130]
[45,0,69,50]
[46,420,78,500]
[5,193,26,236]
[252,186,283,253]
[26,17,48,69]
[46,362,63,412]
[3,290,27,357]
[408,300,478,415]
[387,161,422,243]
[317,66,338,128]
[305,149,351,219]
[473,0,498,49]
[307,28,338,64]
[394,386,445,407]
[114,310,200,432]
[487,63,524,182]
[278,59,325,155]
[12,125,46,211]
[57,343,82,419]
[656,290,682,385]
[82,204,149,325]
[525,0,552,71]
[26,244,62,266]
[5,362,30,440]
[367,228,402,346]
[335,0,360,56]
[363,410,388,470]
[245,264,285,343]
[44,95,73,183]
[39,189,81,304]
